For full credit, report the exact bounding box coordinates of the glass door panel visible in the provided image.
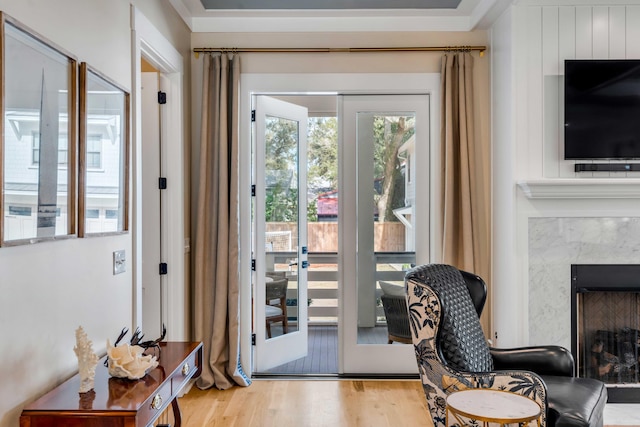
[253,96,308,372]
[341,94,429,374]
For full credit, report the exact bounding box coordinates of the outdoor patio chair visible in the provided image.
[265,276,288,338]
[379,281,411,344]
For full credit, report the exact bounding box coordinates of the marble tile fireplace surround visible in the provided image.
[518,173,640,406]
[528,216,640,402]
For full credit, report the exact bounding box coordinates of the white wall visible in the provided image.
[490,6,521,346]
[0,2,188,426]
[491,2,640,347]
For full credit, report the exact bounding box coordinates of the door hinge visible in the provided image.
[251,259,256,271]
[251,110,256,122]
[158,91,167,105]
[252,333,256,345]
[251,184,256,197]
[159,263,168,275]
[159,177,167,190]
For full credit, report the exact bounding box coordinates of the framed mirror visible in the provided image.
[0,13,77,245]
[78,63,129,236]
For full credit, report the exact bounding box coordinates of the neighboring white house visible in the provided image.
[395,134,415,251]
[4,106,123,240]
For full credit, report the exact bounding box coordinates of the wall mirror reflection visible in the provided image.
[78,63,129,236]
[1,13,77,245]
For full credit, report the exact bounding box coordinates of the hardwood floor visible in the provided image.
[179,379,433,427]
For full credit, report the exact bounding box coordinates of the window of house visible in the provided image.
[8,206,31,216]
[86,134,102,169]
[31,132,68,166]
[86,209,99,219]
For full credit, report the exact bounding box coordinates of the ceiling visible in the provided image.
[168,0,510,32]
[199,0,462,9]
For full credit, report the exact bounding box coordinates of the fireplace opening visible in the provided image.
[571,264,640,403]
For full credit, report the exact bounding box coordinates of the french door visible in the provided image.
[244,84,434,376]
[340,94,430,374]
[253,95,309,371]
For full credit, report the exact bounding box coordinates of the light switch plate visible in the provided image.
[113,250,126,275]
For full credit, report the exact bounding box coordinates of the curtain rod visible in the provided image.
[193,45,486,58]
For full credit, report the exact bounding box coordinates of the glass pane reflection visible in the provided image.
[356,113,416,345]
[3,21,74,242]
[264,115,300,339]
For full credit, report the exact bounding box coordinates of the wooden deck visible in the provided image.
[262,325,399,375]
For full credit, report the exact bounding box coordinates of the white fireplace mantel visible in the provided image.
[517,179,640,199]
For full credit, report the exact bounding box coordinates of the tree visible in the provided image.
[308,117,338,193]
[265,117,298,222]
[265,116,322,223]
[374,115,414,222]
[264,112,413,224]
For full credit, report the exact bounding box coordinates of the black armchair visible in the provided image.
[405,264,607,427]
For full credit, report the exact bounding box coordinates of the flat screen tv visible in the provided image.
[564,59,640,159]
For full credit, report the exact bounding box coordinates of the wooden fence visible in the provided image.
[266,222,405,252]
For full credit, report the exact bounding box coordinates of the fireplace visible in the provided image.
[571,264,640,403]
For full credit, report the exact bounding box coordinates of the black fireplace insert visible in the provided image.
[571,264,640,403]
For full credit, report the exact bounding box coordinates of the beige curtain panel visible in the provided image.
[194,53,250,390]
[440,51,491,294]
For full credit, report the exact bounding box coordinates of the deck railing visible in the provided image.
[266,251,415,324]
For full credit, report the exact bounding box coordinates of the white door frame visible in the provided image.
[239,73,441,375]
[132,6,187,340]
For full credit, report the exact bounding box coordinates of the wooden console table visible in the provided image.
[20,341,203,427]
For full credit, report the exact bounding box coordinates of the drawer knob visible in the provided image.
[151,393,163,410]
[182,362,190,376]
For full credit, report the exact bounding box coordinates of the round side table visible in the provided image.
[446,389,542,426]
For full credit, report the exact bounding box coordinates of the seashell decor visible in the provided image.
[106,340,158,380]
[73,326,99,393]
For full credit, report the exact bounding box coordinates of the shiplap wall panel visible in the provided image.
[558,7,576,177]
[609,7,630,175]
[558,7,576,64]
[592,7,614,177]
[543,7,561,178]
[514,6,531,178]
[575,7,593,58]
[592,7,609,58]
[627,6,640,57]
[609,7,626,59]
[527,7,544,178]
[524,5,640,178]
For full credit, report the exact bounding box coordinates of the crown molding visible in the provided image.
[191,14,473,32]
[170,0,508,32]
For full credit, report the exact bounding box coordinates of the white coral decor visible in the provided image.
[106,340,158,380]
[73,326,99,393]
